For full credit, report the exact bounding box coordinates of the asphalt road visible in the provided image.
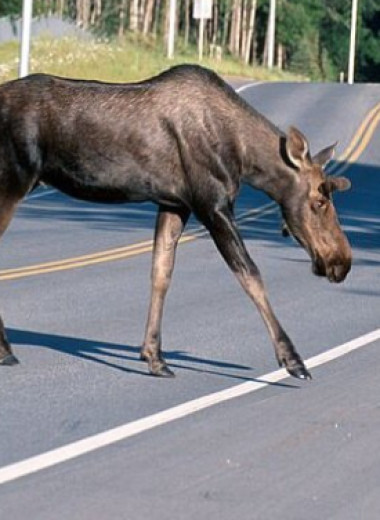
[0,79,379,520]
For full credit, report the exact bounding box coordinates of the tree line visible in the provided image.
[1,0,379,81]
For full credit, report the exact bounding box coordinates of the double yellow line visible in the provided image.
[0,203,275,281]
[328,99,380,175]
[0,240,156,281]
[1,100,379,282]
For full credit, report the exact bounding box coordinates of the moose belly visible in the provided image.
[40,153,181,206]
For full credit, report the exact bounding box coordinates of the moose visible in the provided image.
[0,64,352,379]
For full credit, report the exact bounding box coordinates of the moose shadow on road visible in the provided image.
[6,328,299,388]
[5,162,379,379]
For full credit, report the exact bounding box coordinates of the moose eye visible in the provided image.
[312,198,328,211]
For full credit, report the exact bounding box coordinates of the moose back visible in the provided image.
[0,65,352,378]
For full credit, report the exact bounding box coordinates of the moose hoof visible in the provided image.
[141,349,175,378]
[287,365,312,380]
[276,350,312,380]
[0,354,20,366]
[150,363,175,378]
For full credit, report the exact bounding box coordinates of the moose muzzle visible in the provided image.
[312,252,352,283]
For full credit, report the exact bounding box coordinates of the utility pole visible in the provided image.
[199,0,205,61]
[167,0,176,59]
[267,0,276,69]
[19,0,33,77]
[348,0,358,84]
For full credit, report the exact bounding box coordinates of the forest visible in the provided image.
[1,0,379,82]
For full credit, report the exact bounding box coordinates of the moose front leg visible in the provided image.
[203,206,311,380]
[141,205,190,377]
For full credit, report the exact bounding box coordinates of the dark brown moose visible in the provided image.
[0,65,352,379]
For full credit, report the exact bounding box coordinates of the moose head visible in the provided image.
[280,127,352,283]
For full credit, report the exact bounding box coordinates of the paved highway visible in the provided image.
[0,79,379,519]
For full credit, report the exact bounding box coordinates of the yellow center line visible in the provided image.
[350,109,380,161]
[0,236,200,281]
[328,100,380,175]
[0,205,277,281]
[0,246,153,280]
[330,108,380,177]
[0,239,155,276]
[1,101,379,282]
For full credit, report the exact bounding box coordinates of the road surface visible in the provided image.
[0,79,379,519]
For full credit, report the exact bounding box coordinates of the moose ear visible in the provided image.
[312,142,337,168]
[285,126,310,169]
[330,176,352,191]
[320,177,352,194]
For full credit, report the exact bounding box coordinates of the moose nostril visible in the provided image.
[330,263,350,283]
[312,256,326,277]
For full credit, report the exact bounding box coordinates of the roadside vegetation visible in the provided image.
[0,1,379,83]
[0,35,307,84]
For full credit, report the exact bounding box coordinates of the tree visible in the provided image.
[0,0,378,81]
[356,0,380,81]
[0,0,22,16]
[244,0,257,64]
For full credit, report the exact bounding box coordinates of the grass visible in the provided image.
[0,34,308,84]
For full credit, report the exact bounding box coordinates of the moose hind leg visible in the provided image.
[202,206,311,380]
[0,197,22,366]
[141,205,190,377]
[0,316,18,365]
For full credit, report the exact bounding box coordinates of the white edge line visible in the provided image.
[0,328,378,486]
[3,79,375,485]
[235,81,264,94]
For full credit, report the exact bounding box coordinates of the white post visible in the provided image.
[193,0,211,61]
[198,8,205,61]
[167,0,176,59]
[267,0,276,69]
[348,0,358,84]
[19,0,33,78]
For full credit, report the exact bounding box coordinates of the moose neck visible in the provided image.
[239,114,296,205]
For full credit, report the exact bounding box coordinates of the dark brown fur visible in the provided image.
[0,65,352,378]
